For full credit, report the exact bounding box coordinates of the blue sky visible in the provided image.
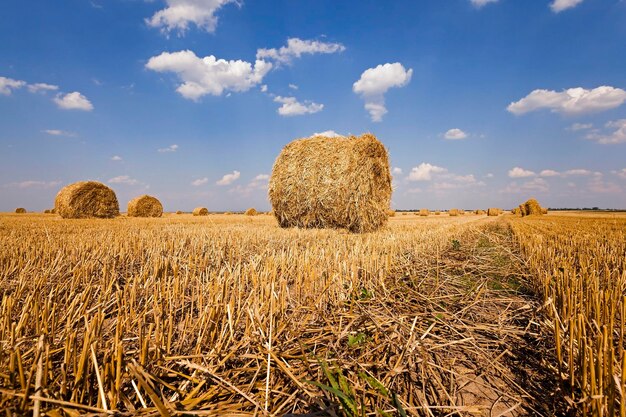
[1,0,625,211]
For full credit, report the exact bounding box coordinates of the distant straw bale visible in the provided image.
[44,209,50,214]
[127,195,163,218]
[449,209,459,216]
[419,209,429,216]
[487,208,500,216]
[269,133,391,233]
[15,208,26,214]
[55,181,119,219]
[245,208,258,216]
[542,207,548,214]
[435,211,441,215]
[475,209,485,215]
[176,210,183,215]
[193,207,209,216]
[521,198,543,216]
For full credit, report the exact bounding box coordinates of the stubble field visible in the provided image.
[1,212,625,416]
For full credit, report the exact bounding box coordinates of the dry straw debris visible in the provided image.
[192,207,209,216]
[55,181,119,219]
[14,208,26,213]
[419,208,429,216]
[268,133,392,233]
[245,207,258,216]
[127,195,163,217]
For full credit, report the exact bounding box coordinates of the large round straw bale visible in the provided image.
[521,198,543,216]
[55,181,119,219]
[449,209,459,216]
[419,208,429,216]
[245,207,258,216]
[269,134,392,233]
[193,207,209,216]
[15,208,26,213]
[127,195,163,217]
[487,208,500,216]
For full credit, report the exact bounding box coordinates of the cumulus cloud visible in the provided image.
[586,119,626,145]
[274,96,323,116]
[353,63,412,122]
[0,76,26,95]
[613,168,626,180]
[470,0,499,7]
[146,50,272,100]
[256,38,345,65]
[108,175,139,185]
[392,167,403,175]
[407,163,447,181]
[507,86,626,116]
[229,173,269,195]
[27,83,59,93]
[146,0,238,35]
[540,169,560,177]
[216,170,240,185]
[5,180,61,189]
[43,129,76,137]
[111,155,123,161]
[288,84,298,90]
[502,178,549,194]
[158,144,179,153]
[311,130,342,138]
[508,167,536,178]
[568,122,593,131]
[191,177,209,186]
[443,128,467,140]
[53,92,94,111]
[550,0,584,13]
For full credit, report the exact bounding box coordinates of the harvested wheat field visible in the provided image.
[2,211,624,416]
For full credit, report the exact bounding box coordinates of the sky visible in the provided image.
[1,0,625,212]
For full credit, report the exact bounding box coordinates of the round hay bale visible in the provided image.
[475,209,485,215]
[15,208,26,213]
[419,208,429,216]
[127,195,163,217]
[193,207,209,216]
[449,209,459,216]
[269,133,391,233]
[487,208,500,216]
[44,209,50,214]
[387,210,396,217]
[541,207,548,214]
[55,181,119,219]
[435,211,441,215]
[521,198,543,216]
[245,208,258,216]
[176,210,183,215]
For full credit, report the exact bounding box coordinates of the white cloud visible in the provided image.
[540,169,561,177]
[407,163,447,181]
[256,38,345,65]
[274,96,323,116]
[108,175,139,185]
[485,173,494,178]
[216,170,240,185]
[311,130,343,138]
[443,128,467,140]
[550,0,584,13]
[260,84,268,93]
[191,177,209,186]
[43,129,76,137]
[111,155,123,161]
[146,50,272,100]
[508,167,536,178]
[564,169,592,176]
[470,0,499,7]
[613,168,626,180]
[0,76,26,95]
[392,167,403,175]
[229,174,270,195]
[158,144,179,153]
[53,92,94,111]
[353,63,413,122]
[27,83,59,93]
[146,0,238,35]
[288,84,298,90]
[254,174,269,181]
[586,119,626,145]
[6,180,61,189]
[507,86,626,116]
[568,122,593,131]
